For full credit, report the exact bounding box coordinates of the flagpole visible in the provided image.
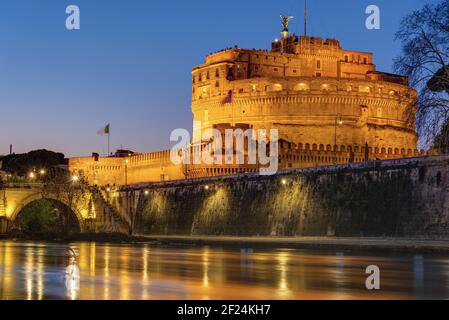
[108,132,110,156]
[304,0,307,36]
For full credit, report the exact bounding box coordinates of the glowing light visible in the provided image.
[106,187,111,192]
[72,175,79,182]
[204,185,210,190]
[281,179,287,185]
[29,172,35,179]
[39,170,46,175]
[144,190,149,195]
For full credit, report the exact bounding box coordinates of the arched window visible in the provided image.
[359,86,372,93]
[294,83,309,91]
[269,83,283,92]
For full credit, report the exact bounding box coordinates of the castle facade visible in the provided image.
[69,27,422,186]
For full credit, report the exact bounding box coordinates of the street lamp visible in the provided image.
[334,116,343,164]
[72,175,79,182]
[125,159,129,186]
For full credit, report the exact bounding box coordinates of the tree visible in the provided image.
[394,0,449,149]
[0,149,66,177]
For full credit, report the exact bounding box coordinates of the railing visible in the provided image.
[1,182,43,189]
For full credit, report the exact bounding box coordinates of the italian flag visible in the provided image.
[97,124,110,135]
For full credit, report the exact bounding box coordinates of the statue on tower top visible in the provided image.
[280,15,294,31]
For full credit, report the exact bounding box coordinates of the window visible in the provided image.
[359,86,371,93]
[192,76,195,84]
[269,83,283,92]
[199,73,202,81]
[293,69,297,73]
[215,81,219,87]
[316,72,322,77]
[294,83,309,91]
[274,68,278,72]
[206,71,210,80]
[344,55,349,62]
[316,60,321,69]
[215,69,219,77]
[363,57,367,64]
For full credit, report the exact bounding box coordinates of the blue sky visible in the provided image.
[0,0,438,157]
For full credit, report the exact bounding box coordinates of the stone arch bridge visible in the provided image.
[0,183,132,235]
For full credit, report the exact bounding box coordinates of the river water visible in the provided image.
[0,240,448,300]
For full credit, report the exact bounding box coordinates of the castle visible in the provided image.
[69,20,421,186]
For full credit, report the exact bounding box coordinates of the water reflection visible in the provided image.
[1,240,449,300]
[65,258,80,300]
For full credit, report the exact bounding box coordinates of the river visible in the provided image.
[0,240,448,300]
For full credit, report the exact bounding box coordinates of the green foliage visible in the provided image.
[18,200,60,235]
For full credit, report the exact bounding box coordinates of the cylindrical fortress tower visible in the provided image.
[191,35,418,162]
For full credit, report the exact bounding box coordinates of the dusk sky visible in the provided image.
[0,0,437,157]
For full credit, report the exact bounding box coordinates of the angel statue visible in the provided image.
[280,15,294,31]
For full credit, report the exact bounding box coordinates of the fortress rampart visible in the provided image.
[70,33,423,186]
[191,35,418,155]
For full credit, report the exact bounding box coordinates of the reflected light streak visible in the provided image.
[89,243,96,276]
[202,248,210,288]
[65,257,80,300]
[37,247,44,300]
[143,246,149,281]
[119,250,130,300]
[25,247,34,300]
[276,252,290,294]
[104,246,110,300]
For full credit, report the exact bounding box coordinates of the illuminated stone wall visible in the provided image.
[69,151,185,187]
[192,36,418,161]
[133,156,449,238]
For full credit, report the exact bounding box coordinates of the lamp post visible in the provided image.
[125,159,129,186]
[334,115,343,164]
[124,158,131,234]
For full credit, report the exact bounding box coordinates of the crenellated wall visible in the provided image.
[131,156,449,238]
[69,150,185,186]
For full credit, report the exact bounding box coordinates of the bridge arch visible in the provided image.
[8,190,86,232]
